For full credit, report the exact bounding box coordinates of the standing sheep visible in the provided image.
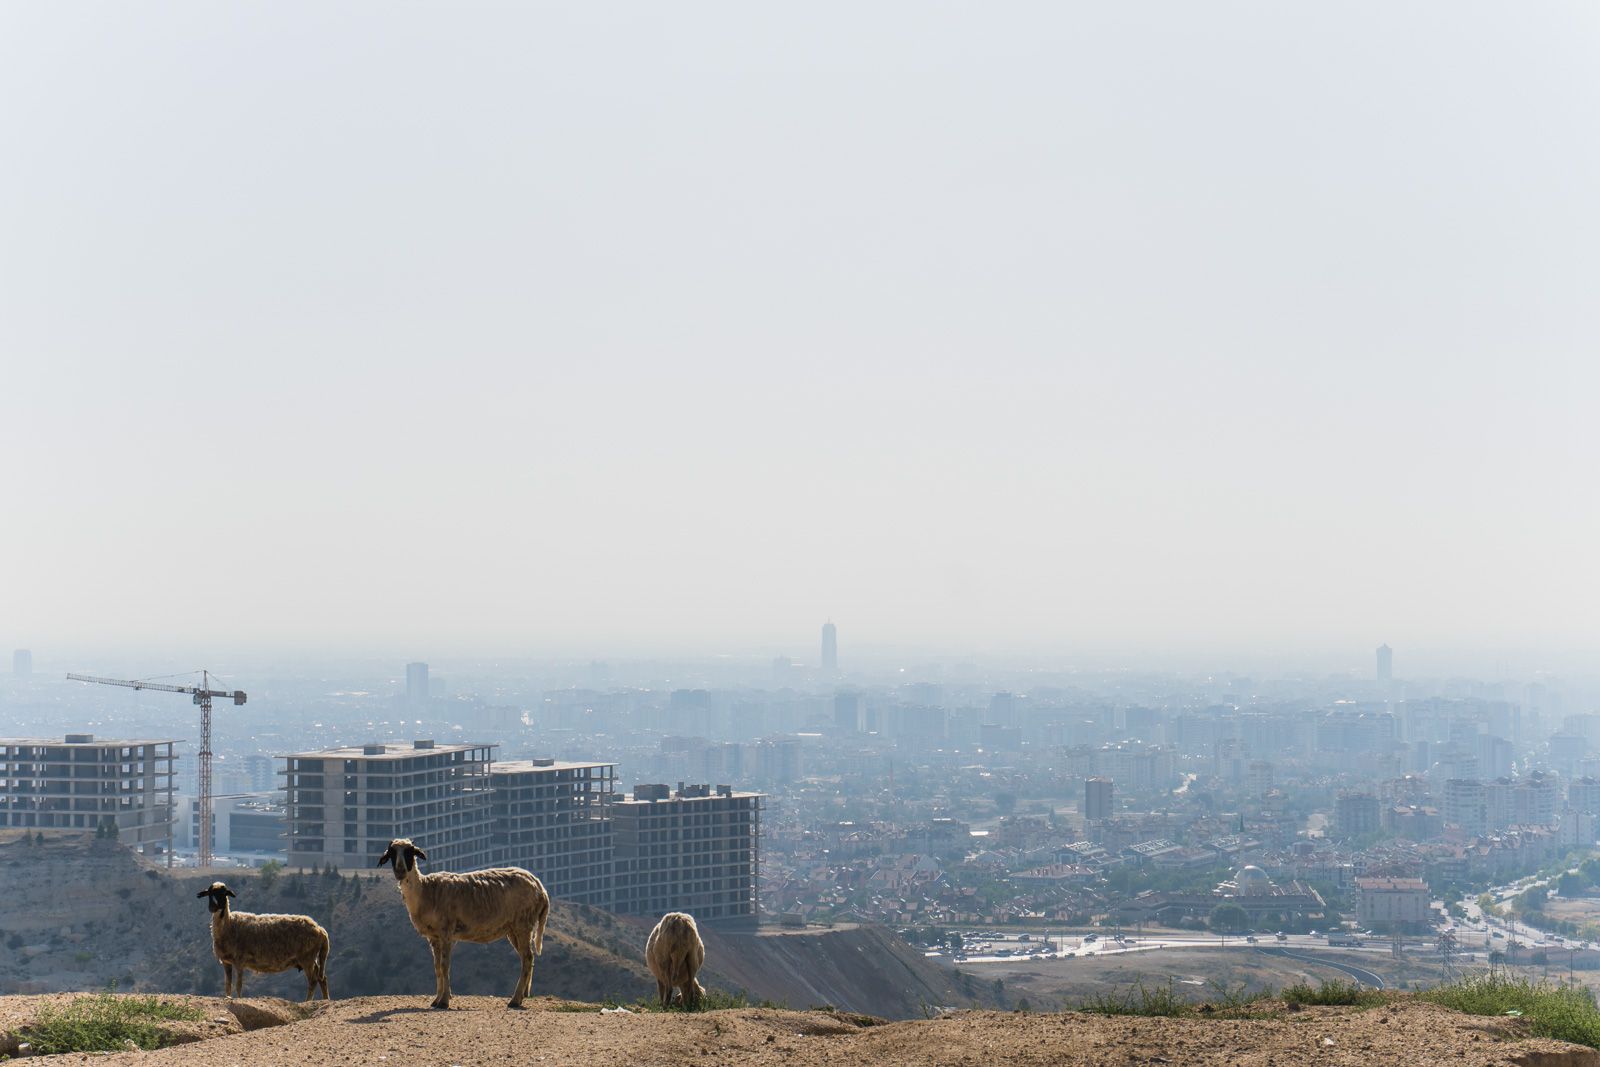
[197,881,330,1000]
[377,837,550,1009]
[646,912,706,1009]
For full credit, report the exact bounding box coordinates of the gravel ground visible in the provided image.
[10,994,1600,1066]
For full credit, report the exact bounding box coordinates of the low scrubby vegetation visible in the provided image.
[1079,978,1274,1018]
[1280,978,1384,1007]
[1421,975,1600,1050]
[21,993,205,1054]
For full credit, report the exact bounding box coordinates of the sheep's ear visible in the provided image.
[224,888,236,898]
[197,889,211,898]
[377,846,394,867]
[411,846,428,861]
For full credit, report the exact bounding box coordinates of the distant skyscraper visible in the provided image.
[820,621,837,673]
[11,650,31,678]
[1377,644,1393,683]
[405,662,429,707]
[1085,776,1113,821]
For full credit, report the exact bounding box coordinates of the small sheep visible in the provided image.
[646,911,706,1009]
[197,881,330,1000]
[377,837,550,1009]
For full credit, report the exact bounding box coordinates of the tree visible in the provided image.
[1558,871,1590,898]
[258,859,285,890]
[1209,903,1250,933]
[994,792,1017,816]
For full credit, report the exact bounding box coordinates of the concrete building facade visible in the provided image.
[282,740,495,871]
[612,783,762,923]
[490,759,615,906]
[0,734,176,856]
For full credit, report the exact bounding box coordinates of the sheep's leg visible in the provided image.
[508,930,533,1008]
[235,968,246,999]
[683,978,701,1011]
[656,978,670,1009]
[304,964,316,1001]
[429,938,453,1009]
[223,962,235,999]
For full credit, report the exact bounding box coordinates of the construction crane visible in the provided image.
[67,671,246,868]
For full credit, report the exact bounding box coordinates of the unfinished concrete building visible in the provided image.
[612,783,762,924]
[490,759,615,905]
[282,740,495,870]
[0,734,177,857]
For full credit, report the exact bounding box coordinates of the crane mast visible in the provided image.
[66,671,247,868]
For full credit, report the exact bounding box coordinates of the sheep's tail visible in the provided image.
[533,892,548,957]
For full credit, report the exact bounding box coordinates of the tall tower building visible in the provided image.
[11,650,31,678]
[1084,776,1113,821]
[405,662,429,707]
[1376,644,1393,683]
[820,622,837,673]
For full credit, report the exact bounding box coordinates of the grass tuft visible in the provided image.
[1421,975,1600,1050]
[22,993,205,1054]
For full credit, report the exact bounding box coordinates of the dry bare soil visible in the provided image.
[6,993,1600,1067]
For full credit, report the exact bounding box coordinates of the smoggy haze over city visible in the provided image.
[3,2,1597,673]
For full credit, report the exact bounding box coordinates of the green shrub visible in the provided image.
[22,994,204,1054]
[1421,975,1600,1050]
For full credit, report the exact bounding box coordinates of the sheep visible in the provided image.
[646,911,706,1010]
[377,837,550,1009]
[197,881,330,1001]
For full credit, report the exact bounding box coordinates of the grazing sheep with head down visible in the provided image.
[646,911,706,1009]
[377,837,550,1009]
[197,881,330,1000]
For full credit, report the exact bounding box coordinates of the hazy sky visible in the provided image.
[3,3,1597,669]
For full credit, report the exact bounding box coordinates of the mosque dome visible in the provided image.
[1234,865,1273,896]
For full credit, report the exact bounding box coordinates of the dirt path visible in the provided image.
[18,994,1593,1067]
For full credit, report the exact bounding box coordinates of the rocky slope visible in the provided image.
[0,833,983,1018]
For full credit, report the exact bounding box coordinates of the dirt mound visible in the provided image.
[10,994,1594,1067]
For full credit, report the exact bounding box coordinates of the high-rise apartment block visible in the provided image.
[613,783,761,922]
[1084,776,1113,821]
[1377,644,1393,683]
[1334,791,1381,836]
[282,740,495,871]
[405,662,430,707]
[0,734,176,855]
[820,622,837,673]
[833,691,861,733]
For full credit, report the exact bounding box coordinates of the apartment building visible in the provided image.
[490,759,614,905]
[0,734,177,856]
[613,783,762,923]
[281,740,495,870]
